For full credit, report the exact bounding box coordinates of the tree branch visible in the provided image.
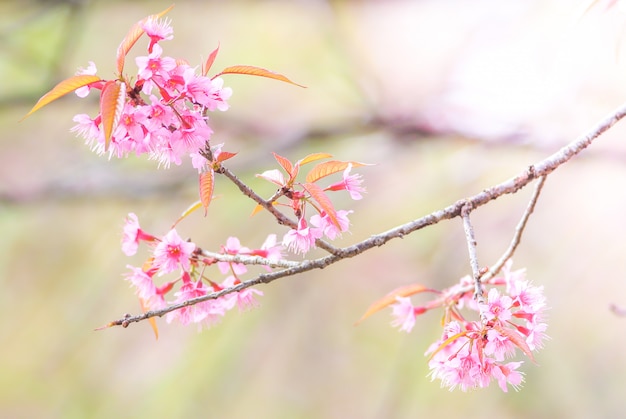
[104,101,626,329]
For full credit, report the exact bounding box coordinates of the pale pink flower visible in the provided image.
[141,17,174,53]
[136,44,176,81]
[390,296,417,333]
[222,276,263,311]
[124,265,166,310]
[491,361,524,392]
[121,212,156,256]
[484,329,516,361]
[310,210,352,240]
[153,229,196,274]
[247,234,283,261]
[282,218,321,255]
[74,61,98,98]
[165,279,226,328]
[71,113,101,148]
[325,163,366,200]
[218,237,249,275]
[482,288,513,322]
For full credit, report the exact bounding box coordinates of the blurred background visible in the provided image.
[3,0,626,417]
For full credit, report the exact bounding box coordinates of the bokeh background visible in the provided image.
[3,0,626,417]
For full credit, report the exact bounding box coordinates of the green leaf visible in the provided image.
[21,75,102,120]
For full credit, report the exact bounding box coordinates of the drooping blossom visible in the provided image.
[390,296,417,333]
[310,210,352,240]
[282,217,321,255]
[141,17,174,53]
[121,212,157,256]
[124,265,167,310]
[218,237,249,276]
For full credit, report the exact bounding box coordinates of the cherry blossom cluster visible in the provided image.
[390,262,548,392]
[122,213,281,328]
[70,16,231,168]
[257,160,366,255]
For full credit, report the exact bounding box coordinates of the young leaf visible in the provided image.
[305,160,367,184]
[171,200,203,229]
[116,4,174,74]
[100,80,126,151]
[302,182,339,228]
[213,65,306,88]
[296,152,332,167]
[273,152,295,180]
[139,298,159,340]
[199,169,215,216]
[216,151,237,163]
[203,43,220,76]
[21,75,102,120]
[355,283,437,325]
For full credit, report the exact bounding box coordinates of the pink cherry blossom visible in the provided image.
[121,212,156,256]
[74,61,98,98]
[282,218,321,255]
[218,237,249,275]
[222,276,263,310]
[152,229,196,275]
[325,163,366,200]
[390,296,417,333]
[136,44,176,81]
[310,210,352,240]
[124,265,166,310]
[141,17,174,53]
[482,288,513,323]
[165,278,227,328]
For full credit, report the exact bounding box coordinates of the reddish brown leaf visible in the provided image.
[116,4,174,74]
[100,80,126,151]
[302,182,339,228]
[273,152,296,180]
[203,43,220,76]
[216,151,237,163]
[21,75,102,120]
[213,65,306,88]
[199,169,215,216]
[355,283,437,325]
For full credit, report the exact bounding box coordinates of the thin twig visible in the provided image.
[483,175,547,281]
[461,202,485,306]
[105,101,626,329]
[198,249,300,269]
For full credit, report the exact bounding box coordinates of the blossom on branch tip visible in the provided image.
[141,17,174,53]
[325,163,366,200]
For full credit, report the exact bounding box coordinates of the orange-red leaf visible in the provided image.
[214,65,306,88]
[273,152,295,180]
[203,43,220,76]
[302,182,339,228]
[305,160,367,184]
[100,80,126,151]
[116,4,174,74]
[355,283,436,325]
[21,75,102,120]
[297,152,332,167]
[139,298,159,340]
[199,169,215,216]
[216,151,237,163]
